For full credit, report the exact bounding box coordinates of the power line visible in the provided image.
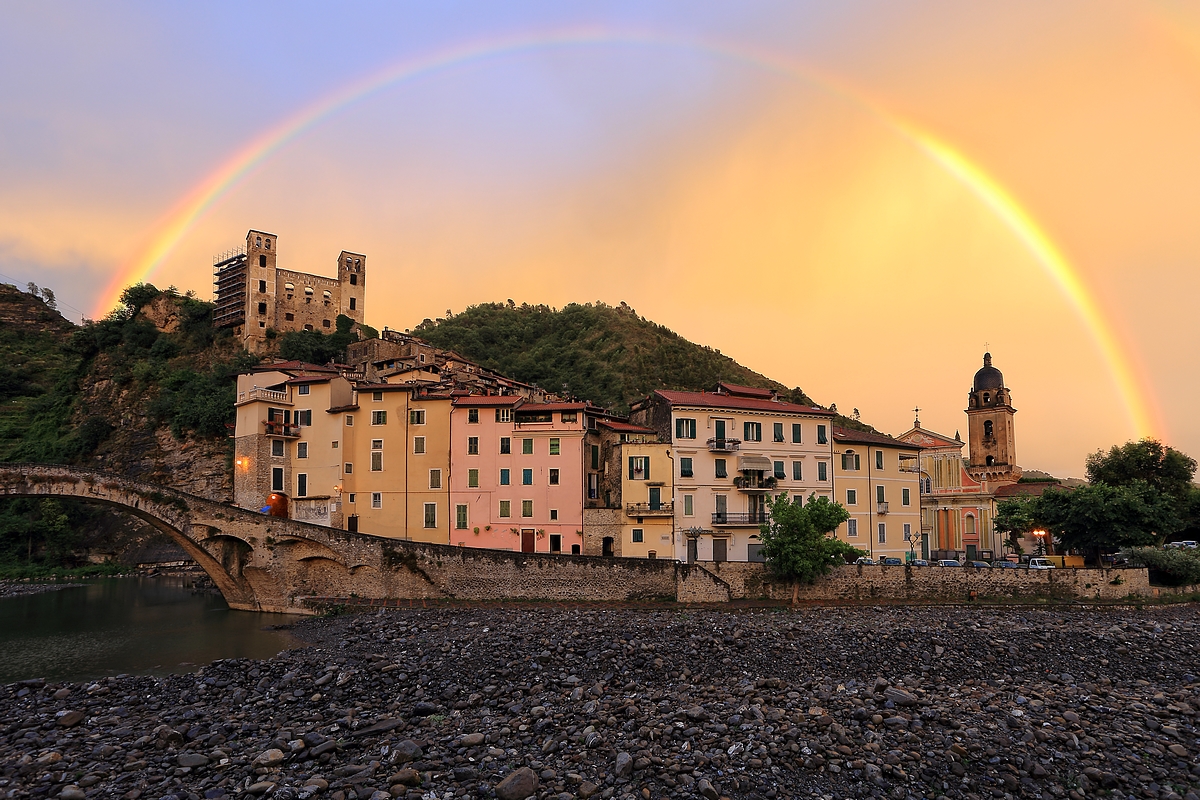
[0,269,90,322]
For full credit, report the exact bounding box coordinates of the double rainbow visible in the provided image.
[93,27,1160,439]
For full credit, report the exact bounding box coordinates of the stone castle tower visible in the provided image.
[213,229,366,353]
[964,352,1021,484]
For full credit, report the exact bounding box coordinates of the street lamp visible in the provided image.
[1032,529,1047,557]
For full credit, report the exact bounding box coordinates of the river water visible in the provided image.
[0,577,304,685]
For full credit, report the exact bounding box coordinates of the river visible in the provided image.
[0,576,304,684]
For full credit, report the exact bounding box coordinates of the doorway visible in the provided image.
[347,515,358,533]
[649,487,661,511]
[713,538,727,562]
[521,529,535,553]
[715,419,726,444]
[602,536,614,557]
[687,538,698,563]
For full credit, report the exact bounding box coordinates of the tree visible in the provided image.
[1085,439,1196,502]
[993,497,1040,556]
[40,287,56,310]
[759,492,859,604]
[1038,482,1179,559]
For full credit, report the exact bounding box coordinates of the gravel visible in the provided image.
[1,604,1198,799]
[0,581,85,599]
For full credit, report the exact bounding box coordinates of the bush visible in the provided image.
[1124,546,1200,586]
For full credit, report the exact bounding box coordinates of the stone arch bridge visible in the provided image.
[0,465,728,613]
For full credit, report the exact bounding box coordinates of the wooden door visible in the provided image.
[713,538,727,562]
[521,529,535,553]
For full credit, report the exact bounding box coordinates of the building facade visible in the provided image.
[632,383,835,562]
[582,421,674,558]
[214,229,366,353]
[830,427,923,561]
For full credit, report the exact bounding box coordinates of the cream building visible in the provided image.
[830,427,923,561]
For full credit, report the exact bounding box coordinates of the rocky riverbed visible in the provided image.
[0,581,85,599]
[1,604,1198,800]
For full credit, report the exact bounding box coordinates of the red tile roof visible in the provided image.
[833,426,923,449]
[599,420,657,434]
[717,382,775,398]
[653,390,833,416]
[285,376,331,385]
[452,395,521,407]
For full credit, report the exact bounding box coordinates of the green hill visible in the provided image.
[411,301,817,412]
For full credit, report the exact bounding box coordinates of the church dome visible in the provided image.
[973,352,1004,392]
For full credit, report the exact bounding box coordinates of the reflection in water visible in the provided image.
[0,577,303,684]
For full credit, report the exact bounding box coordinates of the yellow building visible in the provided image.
[582,421,675,558]
[831,427,923,561]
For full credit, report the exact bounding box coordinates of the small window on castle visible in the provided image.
[284,313,294,321]
[349,297,357,311]
[984,420,994,438]
[355,258,361,267]
[305,287,314,296]
[257,302,267,315]
[350,274,358,286]
[256,236,262,247]
[304,324,313,331]
[323,290,331,300]
[258,280,266,292]
[259,255,266,268]
[322,319,331,328]
[265,239,270,249]
[285,282,295,292]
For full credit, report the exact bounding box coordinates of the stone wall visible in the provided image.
[692,562,1151,603]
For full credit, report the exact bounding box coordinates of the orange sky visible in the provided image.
[2,1,1199,477]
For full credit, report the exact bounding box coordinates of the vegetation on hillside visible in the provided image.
[412,301,817,412]
[277,314,377,365]
[0,497,111,571]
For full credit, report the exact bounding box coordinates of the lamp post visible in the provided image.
[1032,529,1046,557]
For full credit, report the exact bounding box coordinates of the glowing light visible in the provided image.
[95,28,1159,439]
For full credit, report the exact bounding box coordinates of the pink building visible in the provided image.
[449,396,592,554]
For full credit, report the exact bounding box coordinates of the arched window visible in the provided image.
[284,282,294,292]
[323,290,332,301]
[304,287,314,296]
[983,393,990,404]
[965,515,976,535]
[984,420,994,438]
[924,477,932,493]
[986,456,996,466]
[255,236,262,247]
[264,239,271,249]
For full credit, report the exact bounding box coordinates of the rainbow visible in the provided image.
[95,27,1160,439]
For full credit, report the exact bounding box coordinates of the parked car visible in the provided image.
[967,560,992,568]
[995,560,1024,569]
[855,557,877,565]
[910,559,930,567]
[936,559,962,567]
[1027,558,1056,570]
[1165,540,1198,550]
[880,557,903,566]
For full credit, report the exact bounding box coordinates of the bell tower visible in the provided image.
[965,352,1021,484]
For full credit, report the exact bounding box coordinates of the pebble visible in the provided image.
[0,605,1197,799]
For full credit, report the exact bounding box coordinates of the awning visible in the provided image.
[738,455,773,472]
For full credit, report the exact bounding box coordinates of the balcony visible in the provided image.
[264,422,301,438]
[626,502,674,517]
[712,511,768,526]
[898,458,921,473]
[238,387,292,405]
[876,502,889,515]
[707,437,741,453]
[733,475,777,493]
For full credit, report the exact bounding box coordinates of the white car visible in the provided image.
[936,559,961,567]
[1027,558,1056,570]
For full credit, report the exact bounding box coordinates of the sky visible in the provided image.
[3,1,1200,478]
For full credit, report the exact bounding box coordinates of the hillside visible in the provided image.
[412,301,818,412]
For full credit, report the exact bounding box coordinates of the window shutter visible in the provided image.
[644,458,650,480]
[841,453,848,470]
[629,457,635,480]
[854,455,861,470]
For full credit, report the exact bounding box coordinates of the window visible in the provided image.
[522,500,533,518]
[792,461,802,481]
[629,456,650,480]
[344,462,353,474]
[715,459,728,479]
[370,452,382,471]
[429,469,442,490]
[878,523,887,544]
[904,523,912,541]
[322,319,331,329]
[817,425,828,444]
[984,420,994,437]
[632,528,644,543]
[847,519,858,537]
[323,290,332,301]
[876,485,886,503]
[368,492,382,509]
[902,487,911,506]
[284,313,294,321]
[284,282,295,292]
[456,505,468,530]
[522,438,533,455]
[424,503,437,528]
[468,468,479,488]
[372,391,383,402]
[296,442,308,459]
[499,500,511,518]
[297,384,310,396]
[773,422,785,442]
[413,436,426,454]
[743,421,762,441]
[522,468,533,485]
[304,287,314,297]
[792,423,802,443]
[296,410,313,426]
[496,408,512,423]
[345,414,354,426]
[410,410,425,425]
[371,410,387,426]
[549,438,560,456]
[348,493,355,504]
[256,235,262,247]
[296,473,308,497]
[675,418,697,439]
[818,461,828,481]
[680,457,693,478]
[271,439,284,457]
[683,494,694,516]
[549,509,558,521]
[549,468,560,485]
[561,412,577,423]
[587,473,599,499]
[349,297,357,311]
[467,436,479,455]
[349,273,357,286]
[257,302,267,315]
[467,408,479,424]
[773,460,786,479]
[500,437,511,455]
[590,445,599,470]
[876,451,884,470]
[500,468,510,486]
[549,533,562,552]
[272,467,284,492]
[258,280,267,293]
[841,452,861,471]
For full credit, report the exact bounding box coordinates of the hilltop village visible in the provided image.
[222,228,1042,565]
